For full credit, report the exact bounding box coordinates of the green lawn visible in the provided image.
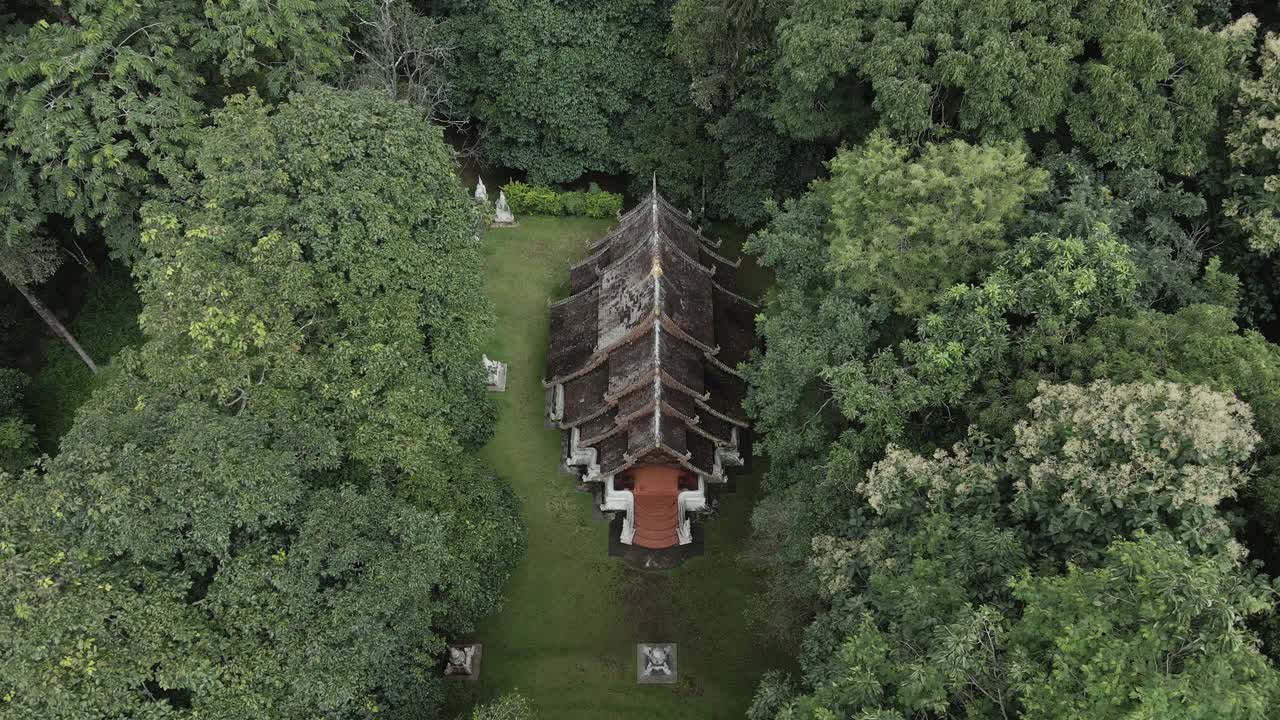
[446,216,789,718]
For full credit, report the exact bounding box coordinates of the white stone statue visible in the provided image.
[474,178,488,203]
[643,646,672,676]
[445,645,475,676]
[483,354,508,391]
[494,190,515,225]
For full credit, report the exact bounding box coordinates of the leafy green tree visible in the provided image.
[0,86,524,719]
[0,0,356,370]
[1012,534,1280,720]
[450,0,686,183]
[1226,28,1280,255]
[668,0,787,112]
[742,187,884,637]
[668,0,830,224]
[768,536,1280,719]
[1022,154,1211,310]
[0,0,353,260]
[0,152,99,372]
[743,150,1136,638]
[0,471,196,719]
[1,390,523,717]
[750,382,1277,719]
[826,134,1047,316]
[1061,303,1280,546]
[703,101,827,225]
[828,225,1139,452]
[773,0,1253,175]
[135,87,496,479]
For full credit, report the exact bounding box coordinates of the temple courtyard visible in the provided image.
[444,215,789,718]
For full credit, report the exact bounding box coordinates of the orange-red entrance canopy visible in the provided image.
[629,465,682,549]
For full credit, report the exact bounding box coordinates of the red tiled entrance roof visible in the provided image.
[630,465,681,549]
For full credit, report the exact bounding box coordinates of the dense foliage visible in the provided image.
[739,29,1280,705]
[502,181,624,218]
[0,86,522,719]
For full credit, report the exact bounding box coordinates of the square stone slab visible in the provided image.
[636,643,678,684]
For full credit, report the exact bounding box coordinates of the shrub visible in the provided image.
[471,693,537,720]
[503,182,561,215]
[583,190,622,218]
[500,182,622,218]
[560,190,587,216]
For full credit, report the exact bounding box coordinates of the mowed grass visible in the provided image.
[446,216,789,718]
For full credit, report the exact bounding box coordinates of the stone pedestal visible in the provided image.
[483,354,508,392]
[636,643,677,684]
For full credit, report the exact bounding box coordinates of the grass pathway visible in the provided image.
[445,216,788,718]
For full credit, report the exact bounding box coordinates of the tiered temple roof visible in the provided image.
[545,182,756,482]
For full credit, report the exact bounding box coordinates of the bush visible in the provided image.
[501,182,622,219]
[583,190,622,218]
[471,693,537,720]
[560,190,586,216]
[503,182,561,215]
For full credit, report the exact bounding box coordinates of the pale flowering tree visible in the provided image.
[1011,380,1259,562]
[754,380,1276,719]
[1225,25,1280,255]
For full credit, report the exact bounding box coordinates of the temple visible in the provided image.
[544,180,756,557]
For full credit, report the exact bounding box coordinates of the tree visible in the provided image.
[668,0,787,112]
[749,382,1277,719]
[827,224,1139,452]
[134,87,496,479]
[1010,380,1258,562]
[1021,153,1211,310]
[349,0,462,124]
[0,153,98,372]
[0,0,353,260]
[741,187,884,638]
[1012,534,1280,720]
[826,134,1048,316]
[773,0,1253,175]
[742,149,1138,638]
[1060,303,1280,548]
[668,0,829,223]
[0,0,356,370]
[444,0,733,212]
[1,387,523,717]
[447,0,675,183]
[0,86,525,719]
[1226,28,1280,255]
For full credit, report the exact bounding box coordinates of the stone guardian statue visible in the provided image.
[494,190,516,226]
[445,645,475,676]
